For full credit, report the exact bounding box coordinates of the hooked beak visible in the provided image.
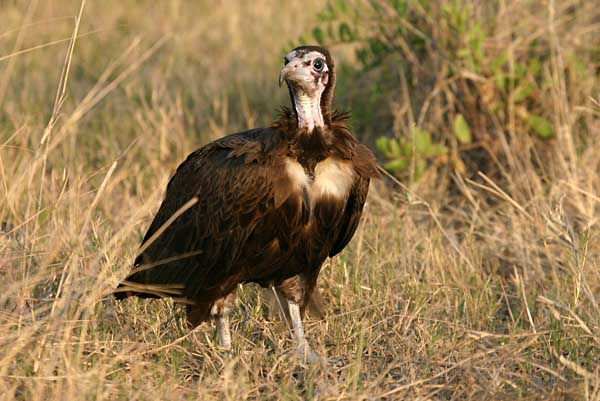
[278,60,307,88]
[279,64,292,87]
[278,69,286,87]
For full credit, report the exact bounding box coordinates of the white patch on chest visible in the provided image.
[285,158,310,192]
[285,157,355,201]
[313,158,355,199]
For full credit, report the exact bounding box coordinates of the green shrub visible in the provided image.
[298,0,598,182]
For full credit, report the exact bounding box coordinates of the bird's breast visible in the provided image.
[284,157,354,206]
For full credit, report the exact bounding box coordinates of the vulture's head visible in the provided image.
[279,46,336,130]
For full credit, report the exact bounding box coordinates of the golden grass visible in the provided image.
[1,1,599,400]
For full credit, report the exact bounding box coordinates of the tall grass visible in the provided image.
[1,1,599,400]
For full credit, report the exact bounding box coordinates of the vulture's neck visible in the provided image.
[291,89,325,132]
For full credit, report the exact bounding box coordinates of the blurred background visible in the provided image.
[1,1,599,399]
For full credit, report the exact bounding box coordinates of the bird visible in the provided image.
[115,45,379,362]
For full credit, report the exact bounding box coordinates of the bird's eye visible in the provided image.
[284,57,289,65]
[313,58,324,71]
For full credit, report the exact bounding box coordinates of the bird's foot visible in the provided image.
[296,344,325,366]
[217,347,233,359]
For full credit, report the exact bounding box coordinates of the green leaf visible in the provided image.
[339,22,354,43]
[368,39,389,58]
[527,114,554,138]
[384,158,408,172]
[492,53,508,92]
[388,138,401,156]
[356,48,369,68]
[327,22,336,40]
[401,141,413,157]
[413,127,432,154]
[467,23,485,70]
[312,27,325,45]
[453,114,472,144]
[392,0,407,14]
[528,58,541,76]
[494,72,507,93]
[375,137,391,156]
[432,144,448,156]
[513,82,533,103]
[514,62,527,81]
[491,52,507,70]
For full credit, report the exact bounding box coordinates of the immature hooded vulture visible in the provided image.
[115,46,378,361]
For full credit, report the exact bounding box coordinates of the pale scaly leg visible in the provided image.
[288,300,321,364]
[215,314,232,350]
[210,291,236,351]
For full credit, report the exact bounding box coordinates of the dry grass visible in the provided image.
[1,1,599,400]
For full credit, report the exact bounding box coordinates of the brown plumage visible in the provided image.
[115,45,378,360]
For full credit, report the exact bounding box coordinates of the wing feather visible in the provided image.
[119,129,280,300]
[329,175,369,257]
[329,143,378,257]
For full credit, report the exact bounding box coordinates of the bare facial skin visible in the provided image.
[279,50,330,131]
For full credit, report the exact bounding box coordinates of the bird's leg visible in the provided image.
[210,291,236,351]
[215,314,231,350]
[277,275,322,364]
[287,300,308,356]
[288,300,322,364]
[271,288,309,353]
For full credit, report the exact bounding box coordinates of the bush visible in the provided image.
[300,0,599,185]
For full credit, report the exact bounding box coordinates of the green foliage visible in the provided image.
[526,113,554,139]
[302,0,593,180]
[488,56,554,138]
[376,128,447,179]
[444,1,485,72]
[453,114,472,145]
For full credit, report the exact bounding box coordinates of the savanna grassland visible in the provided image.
[1,1,599,400]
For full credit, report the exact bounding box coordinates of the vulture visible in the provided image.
[115,45,378,362]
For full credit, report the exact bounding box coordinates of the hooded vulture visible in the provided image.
[115,45,378,362]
